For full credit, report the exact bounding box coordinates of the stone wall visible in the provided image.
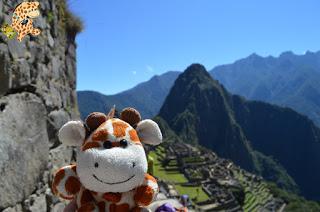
[0,0,81,211]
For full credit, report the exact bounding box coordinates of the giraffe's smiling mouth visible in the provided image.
[93,174,135,185]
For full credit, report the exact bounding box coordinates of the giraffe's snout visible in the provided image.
[93,149,137,175]
[93,160,136,171]
[77,143,148,192]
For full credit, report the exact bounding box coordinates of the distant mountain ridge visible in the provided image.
[78,71,180,119]
[79,50,320,127]
[210,50,320,126]
[157,64,320,200]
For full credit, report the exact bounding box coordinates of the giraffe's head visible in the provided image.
[58,108,162,193]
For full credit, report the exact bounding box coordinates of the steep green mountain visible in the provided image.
[231,96,320,200]
[210,51,320,126]
[158,65,256,171]
[158,64,320,200]
[77,71,180,119]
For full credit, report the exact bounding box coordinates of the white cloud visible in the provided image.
[146,65,154,73]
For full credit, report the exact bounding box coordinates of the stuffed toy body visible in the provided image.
[52,108,163,212]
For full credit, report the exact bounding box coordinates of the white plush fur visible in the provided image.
[77,144,147,193]
[75,118,150,193]
[58,118,162,194]
[58,121,86,146]
[136,119,163,146]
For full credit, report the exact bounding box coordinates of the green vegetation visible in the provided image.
[57,0,83,37]
[148,149,209,203]
[153,116,183,143]
[157,63,320,200]
[267,182,320,212]
[186,168,203,180]
[233,169,274,212]
[175,185,208,202]
[210,51,320,127]
[253,151,299,194]
[47,11,54,23]
[64,7,83,35]
[182,156,204,164]
[149,151,187,183]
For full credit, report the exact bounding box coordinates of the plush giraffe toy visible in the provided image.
[11,1,41,42]
[52,108,163,211]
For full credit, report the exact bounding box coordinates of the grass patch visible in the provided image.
[149,150,209,203]
[182,156,204,164]
[149,151,187,183]
[175,185,209,202]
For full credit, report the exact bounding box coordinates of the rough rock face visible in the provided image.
[0,93,49,208]
[0,0,80,211]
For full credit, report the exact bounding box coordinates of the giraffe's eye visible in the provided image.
[103,141,112,149]
[120,139,128,148]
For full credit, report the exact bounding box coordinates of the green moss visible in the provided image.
[47,11,54,23]
[65,8,83,35]
[57,0,83,37]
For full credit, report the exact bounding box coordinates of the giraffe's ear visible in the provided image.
[58,121,86,146]
[136,119,162,146]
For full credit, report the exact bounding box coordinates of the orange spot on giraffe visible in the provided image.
[131,207,143,212]
[129,129,140,143]
[71,164,77,173]
[92,128,109,141]
[109,203,130,212]
[97,201,106,211]
[58,193,74,200]
[52,168,65,195]
[91,191,98,195]
[78,203,96,212]
[145,174,157,183]
[65,176,81,195]
[81,189,94,205]
[134,185,154,206]
[103,192,122,203]
[82,142,101,151]
[112,121,129,138]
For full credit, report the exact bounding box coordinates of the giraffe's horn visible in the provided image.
[106,105,116,119]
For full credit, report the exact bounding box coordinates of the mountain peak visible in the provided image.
[161,63,320,200]
[183,63,212,80]
[279,51,295,58]
[159,64,256,171]
[78,71,180,119]
[248,53,262,59]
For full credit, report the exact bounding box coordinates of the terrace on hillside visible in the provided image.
[148,142,285,211]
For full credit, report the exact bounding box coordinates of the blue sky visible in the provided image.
[70,0,320,95]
